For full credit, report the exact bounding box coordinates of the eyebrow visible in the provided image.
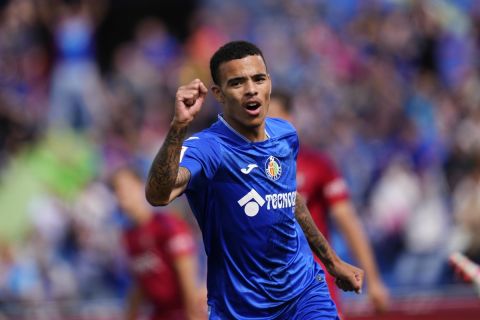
[226,76,246,85]
[226,73,268,85]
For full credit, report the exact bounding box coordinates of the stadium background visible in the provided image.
[1,0,480,319]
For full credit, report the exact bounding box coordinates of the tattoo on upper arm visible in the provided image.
[146,125,187,203]
[295,193,333,266]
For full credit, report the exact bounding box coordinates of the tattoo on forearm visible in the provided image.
[295,194,335,268]
[146,125,187,203]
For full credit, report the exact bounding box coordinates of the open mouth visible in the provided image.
[244,101,261,111]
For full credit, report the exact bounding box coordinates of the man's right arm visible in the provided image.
[145,124,190,206]
[145,79,208,206]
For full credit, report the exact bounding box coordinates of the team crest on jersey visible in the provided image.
[265,156,282,180]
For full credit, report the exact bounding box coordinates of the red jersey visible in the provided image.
[297,146,350,305]
[297,146,350,239]
[123,212,196,319]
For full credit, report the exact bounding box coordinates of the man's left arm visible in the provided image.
[295,193,364,293]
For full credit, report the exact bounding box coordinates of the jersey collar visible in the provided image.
[217,114,270,143]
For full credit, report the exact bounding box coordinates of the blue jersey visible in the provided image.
[180,115,323,319]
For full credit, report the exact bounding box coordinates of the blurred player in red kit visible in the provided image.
[268,90,390,314]
[110,166,206,320]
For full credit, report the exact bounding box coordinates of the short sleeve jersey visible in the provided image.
[296,147,350,239]
[123,213,196,310]
[180,115,321,319]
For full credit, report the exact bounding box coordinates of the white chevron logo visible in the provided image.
[241,164,258,174]
[238,188,265,217]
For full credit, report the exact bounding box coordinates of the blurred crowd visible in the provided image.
[1,0,480,318]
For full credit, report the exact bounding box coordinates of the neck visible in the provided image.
[221,115,267,142]
[242,126,267,142]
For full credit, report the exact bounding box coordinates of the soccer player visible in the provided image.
[110,166,206,320]
[268,90,390,313]
[145,40,363,319]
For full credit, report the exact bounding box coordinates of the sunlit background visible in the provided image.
[1,0,480,319]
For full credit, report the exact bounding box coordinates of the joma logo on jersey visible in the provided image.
[265,156,282,180]
[237,188,296,217]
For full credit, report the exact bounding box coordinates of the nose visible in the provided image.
[245,80,257,96]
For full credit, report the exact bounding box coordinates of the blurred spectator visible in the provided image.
[46,0,108,131]
[394,168,450,288]
[451,149,480,263]
[110,166,206,320]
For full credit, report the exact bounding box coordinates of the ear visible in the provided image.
[211,85,224,104]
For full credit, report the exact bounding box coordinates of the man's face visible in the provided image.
[212,55,271,140]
